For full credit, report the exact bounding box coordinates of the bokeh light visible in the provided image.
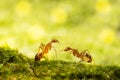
[99,28,116,44]
[15,1,31,16]
[96,0,111,14]
[51,5,68,24]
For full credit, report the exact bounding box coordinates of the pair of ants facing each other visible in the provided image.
[35,39,93,63]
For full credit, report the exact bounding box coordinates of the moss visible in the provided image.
[0,46,120,80]
[0,45,30,64]
[29,61,120,80]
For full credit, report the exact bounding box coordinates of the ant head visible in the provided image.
[64,47,72,51]
[51,39,59,43]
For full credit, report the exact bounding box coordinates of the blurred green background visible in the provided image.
[0,0,120,65]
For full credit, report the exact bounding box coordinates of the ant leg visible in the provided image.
[73,56,77,62]
[79,59,84,63]
[52,46,57,60]
[66,51,72,58]
[91,56,96,65]
[73,55,79,62]
[38,43,45,53]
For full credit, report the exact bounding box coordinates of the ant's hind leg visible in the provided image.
[73,57,77,62]
[79,59,84,63]
[52,46,58,60]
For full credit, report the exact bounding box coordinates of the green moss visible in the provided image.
[0,46,120,80]
[0,45,29,64]
[32,61,120,80]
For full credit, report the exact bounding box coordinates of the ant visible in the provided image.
[35,43,44,61]
[64,47,93,63]
[35,39,59,61]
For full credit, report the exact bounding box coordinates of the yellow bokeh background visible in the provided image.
[15,1,31,16]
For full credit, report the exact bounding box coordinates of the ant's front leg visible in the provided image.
[79,59,85,63]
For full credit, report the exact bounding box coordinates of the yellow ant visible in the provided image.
[64,47,94,63]
[35,39,59,61]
